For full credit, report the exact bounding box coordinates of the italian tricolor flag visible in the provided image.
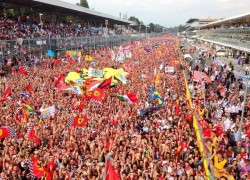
[116,92,139,103]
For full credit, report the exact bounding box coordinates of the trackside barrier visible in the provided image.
[183,70,215,180]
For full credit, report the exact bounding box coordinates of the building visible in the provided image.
[197,12,250,63]
[184,18,221,38]
[1,0,133,26]
[0,0,136,67]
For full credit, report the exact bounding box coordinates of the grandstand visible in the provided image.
[197,12,250,64]
[183,17,221,39]
[0,0,142,69]
[1,0,133,25]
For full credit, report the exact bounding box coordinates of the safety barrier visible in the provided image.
[183,70,215,180]
[0,33,160,67]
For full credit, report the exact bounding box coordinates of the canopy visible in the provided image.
[184,54,192,59]
[193,71,212,84]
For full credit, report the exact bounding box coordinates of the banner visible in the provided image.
[36,40,46,45]
[40,106,56,118]
[66,51,82,57]
[88,67,103,78]
[165,66,174,73]
[125,51,132,58]
[116,52,125,63]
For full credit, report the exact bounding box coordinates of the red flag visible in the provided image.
[198,119,208,128]
[185,113,192,122]
[43,167,52,180]
[0,87,11,103]
[85,91,92,100]
[202,126,212,137]
[72,99,84,110]
[127,92,139,103]
[28,157,44,178]
[3,87,11,98]
[91,88,104,103]
[76,100,84,110]
[0,127,10,140]
[0,98,6,103]
[27,126,40,145]
[72,116,88,127]
[105,159,120,180]
[54,74,64,86]
[98,77,112,91]
[26,84,33,94]
[15,114,21,123]
[176,140,185,155]
[52,59,61,65]
[19,66,29,75]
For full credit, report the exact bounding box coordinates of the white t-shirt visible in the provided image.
[224,119,231,131]
[210,75,215,81]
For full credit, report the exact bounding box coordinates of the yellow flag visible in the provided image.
[154,71,160,85]
[85,55,93,61]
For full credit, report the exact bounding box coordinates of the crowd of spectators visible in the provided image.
[201,23,250,31]
[0,36,216,179]
[0,12,136,40]
[0,13,103,40]
[186,42,250,179]
[0,18,249,179]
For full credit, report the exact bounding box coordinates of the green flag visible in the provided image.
[116,94,130,102]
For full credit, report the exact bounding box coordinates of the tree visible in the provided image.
[128,16,140,25]
[154,24,164,33]
[164,27,179,34]
[76,0,89,8]
[178,24,185,33]
[148,23,155,32]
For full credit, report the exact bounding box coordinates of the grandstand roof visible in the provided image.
[186,18,199,24]
[186,18,221,24]
[2,0,134,25]
[200,12,250,29]
[199,18,222,22]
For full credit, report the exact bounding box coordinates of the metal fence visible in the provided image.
[0,33,159,66]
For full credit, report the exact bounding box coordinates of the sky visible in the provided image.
[62,0,250,27]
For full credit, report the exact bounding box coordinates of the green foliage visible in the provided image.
[178,24,185,32]
[154,24,164,33]
[148,23,155,32]
[76,0,89,8]
[1,5,32,17]
[128,16,140,25]
[164,27,179,34]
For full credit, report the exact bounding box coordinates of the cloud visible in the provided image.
[62,0,250,27]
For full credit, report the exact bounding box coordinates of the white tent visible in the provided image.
[184,54,193,59]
